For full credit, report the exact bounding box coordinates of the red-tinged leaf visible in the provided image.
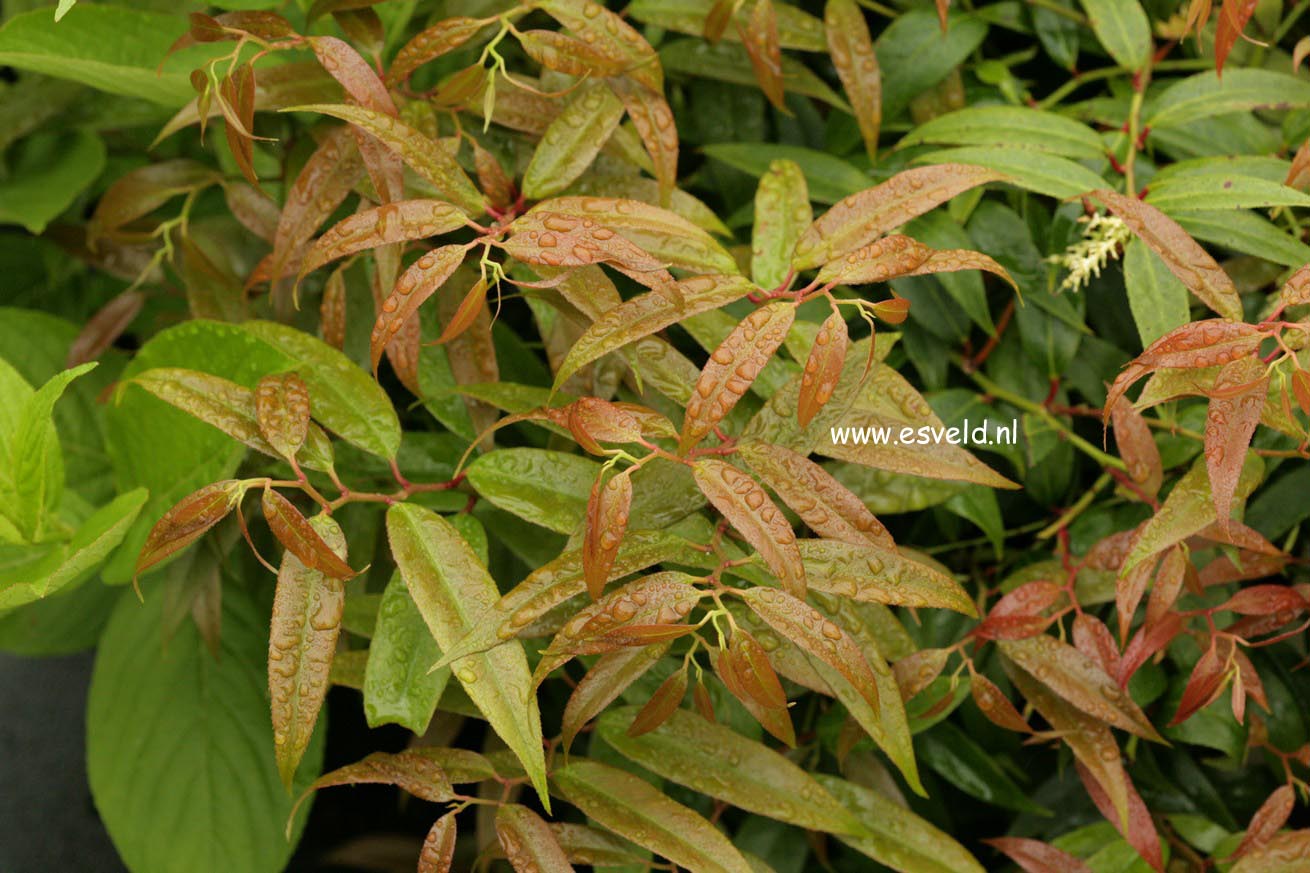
[66,289,143,367]
[1116,543,1160,642]
[681,302,795,451]
[998,635,1162,741]
[320,267,347,350]
[255,372,311,463]
[1111,397,1163,497]
[221,64,258,186]
[496,804,576,873]
[984,837,1093,873]
[135,481,242,580]
[815,235,931,285]
[907,248,1019,292]
[1118,612,1185,687]
[871,292,911,324]
[1214,0,1258,76]
[1219,584,1307,616]
[792,164,1005,270]
[270,512,346,788]
[1171,641,1229,725]
[266,127,363,286]
[562,644,669,750]
[741,0,786,110]
[1231,830,1310,872]
[472,141,514,211]
[368,244,468,374]
[262,488,357,579]
[1184,0,1213,39]
[1073,613,1122,679]
[1292,369,1310,415]
[293,749,455,820]
[224,181,280,241]
[433,276,488,347]
[725,628,789,709]
[715,652,795,748]
[554,275,758,388]
[432,63,488,108]
[1088,189,1242,320]
[583,468,634,601]
[694,679,716,721]
[1206,355,1267,527]
[739,586,881,717]
[418,812,457,873]
[1233,784,1296,859]
[561,398,650,453]
[798,311,849,428]
[1197,549,1287,587]
[609,77,679,207]
[1286,138,1310,190]
[543,572,705,662]
[935,0,951,28]
[308,36,402,202]
[388,17,488,83]
[1076,762,1164,872]
[1197,517,1283,555]
[978,580,1063,642]
[519,28,630,77]
[704,0,735,41]
[88,160,221,246]
[825,0,881,161]
[800,539,976,614]
[970,672,1032,733]
[534,0,663,93]
[284,104,484,214]
[628,667,689,737]
[299,200,467,280]
[893,647,950,701]
[693,458,806,597]
[738,440,894,549]
[501,210,668,278]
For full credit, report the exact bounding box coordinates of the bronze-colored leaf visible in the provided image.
[369,244,468,373]
[534,0,663,92]
[268,126,363,285]
[1205,355,1267,527]
[562,644,669,750]
[1110,397,1162,497]
[628,666,689,737]
[496,804,576,873]
[970,672,1031,733]
[388,17,488,83]
[608,77,678,207]
[255,372,311,463]
[815,234,931,285]
[1214,0,1258,76]
[299,200,467,279]
[519,28,629,77]
[798,311,849,428]
[693,458,805,597]
[985,837,1094,873]
[741,0,786,110]
[292,749,455,819]
[134,480,242,581]
[583,467,634,601]
[67,290,144,367]
[261,488,356,579]
[825,0,881,161]
[418,812,457,873]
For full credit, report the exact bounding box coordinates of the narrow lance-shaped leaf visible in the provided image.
[496,805,576,873]
[561,643,669,750]
[298,200,468,279]
[1111,397,1162,497]
[261,489,356,579]
[1214,0,1258,76]
[583,467,633,601]
[519,29,630,77]
[627,664,689,738]
[694,459,805,597]
[523,80,626,200]
[970,672,1032,733]
[134,480,242,581]
[1233,784,1296,860]
[825,0,881,161]
[370,244,467,374]
[418,812,457,873]
[268,127,363,284]
[269,512,346,789]
[220,63,257,186]
[67,289,144,367]
[1206,355,1266,527]
[907,248,1019,292]
[292,748,455,821]
[716,629,795,745]
[816,233,931,285]
[799,539,975,613]
[533,0,663,92]
[791,164,1005,270]
[434,276,488,346]
[1089,189,1241,320]
[500,210,669,278]
[388,17,487,83]
[551,761,753,873]
[798,310,849,428]
[681,302,795,451]
[1075,761,1164,872]
[255,372,311,464]
[608,77,678,207]
[741,0,786,110]
[984,838,1094,873]
[752,159,811,288]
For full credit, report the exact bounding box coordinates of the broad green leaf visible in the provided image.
[0,130,105,234]
[552,760,753,873]
[386,503,548,806]
[875,11,987,118]
[1078,0,1151,69]
[466,448,596,533]
[0,489,146,612]
[902,106,1105,160]
[364,572,451,734]
[816,774,986,873]
[1146,175,1310,212]
[751,160,812,289]
[1148,70,1310,130]
[1124,239,1190,348]
[1177,210,1310,268]
[87,582,323,873]
[554,275,758,387]
[917,722,1046,813]
[0,6,224,105]
[598,706,865,836]
[629,0,827,51]
[523,80,626,199]
[702,143,868,204]
[242,321,402,459]
[659,40,850,110]
[913,146,1106,199]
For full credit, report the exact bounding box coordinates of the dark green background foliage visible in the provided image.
[3,0,1310,871]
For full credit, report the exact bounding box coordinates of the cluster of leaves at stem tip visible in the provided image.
[7,0,1310,870]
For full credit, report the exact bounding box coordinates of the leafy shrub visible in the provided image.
[3,0,1310,871]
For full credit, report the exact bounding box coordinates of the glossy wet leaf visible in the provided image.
[363,572,450,734]
[496,804,576,873]
[985,837,1094,873]
[797,311,849,429]
[262,489,356,580]
[542,572,704,663]
[370,244,467,374]
[825,0,881,161]
[255,373,311,464]
[694,458,805,597]
[741,0,785,110]
[523,81,626,200]
[388,17,487,83]
[751,159,811,289]
[299,200,467,279]
[134,480,242,581]
[799,539,975,614]
[562,643,669,749]
[583,468,633,601]
[417,812,457,873]
[1205,356,1266,527]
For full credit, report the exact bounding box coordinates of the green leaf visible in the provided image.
[799,539,976,614]
[875,11,988,118]
[0,6,224,105]
[916,722,1046,813]
[1176,210,1310,268]
[703,143,868,204]
[1148,70,1310,130]
[914,146,1106,199]
[523,80,626,199]
[87,582,324,873]
[552,760,754,873]
[630,0,828,51]
[902,106,1106,160]
[815,774,987,873]
[1078,0,1150,69]
[1124,239,1190,348]
[752,161,812,290]
[466,448,596,533]
[1146,175,1310,212]
[363,572,452,734]
[242,321,402,460]
[597,706,865,836]
[659,40,850,110]
[385,503,549,806]
[0,131,105,234]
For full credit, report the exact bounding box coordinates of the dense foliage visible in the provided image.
[4,0,1310,870]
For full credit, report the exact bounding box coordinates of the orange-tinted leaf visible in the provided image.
[1111,398,1162,497]
[738,440,894,549]
[1171,640,1229,725]
[135,480,242,580]
[1233,784,1296,859]
[1286,139,1310,191]
[388,17,487,83]
[741,0,786,110]
[1118,612,1185,686]
[544,572,705,660]
[418,812,457,873]
[693,458,805,597]
[501,209,668,276]
[798,311,849,428]
[999,635,1162,740]
[705,0,735,41]
[534,0,663,93]
[792,164,1004,270]
[1292,369,1310,415]
[871,293,911,324]
[985,837,1093,873]
[628,666,689,737]
[308,36,402,202]
[1089,189,1241,320]
[299,200,467,279]
[725,628,789,708]
[815,234,931,285]
[496,804,576,873]
[977,580,1062,640]
[255,372,311,463]
[1219,584,1307,616]
[563,643,669,749]
[369,243,467,373]
[270,512,345,788]
[682,302,795,451]
[894,647,950,701]
[261,488,356,579]
[1214,0,1258,76]
[584,468,634,601]
[907,249,1019,292]
[294,749,455,819]
[268,126,363,285]
[1206,355,1267,526]
[608,77,678,207]
[433,275,488,346]
[88,160,221,245]
[519,28,630,77]
[825,0,881,161]
[694,679,716,721]
[320,267,348,349]
[1076,761,1164,872]
[67,290,144,367]
[1073,612,1122,679]
[221,64,258,186]
[970,672,1032,732]
[472,141,514,211]
[1107,321,1263,418]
